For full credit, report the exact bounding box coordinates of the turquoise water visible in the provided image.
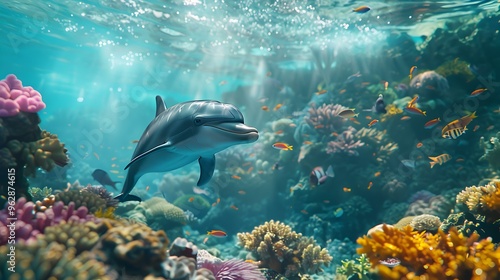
[2,0,500,279]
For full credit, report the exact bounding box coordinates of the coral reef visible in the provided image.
[23,130,69,177]
[198,250,266,280]
[409,214,441,233]
[335,254,372,280]
[81,185,119,208]
[456,181,500,222]
[405,195,453,220]
[173,194,211,219]
[409,70,449,95]
[0,240,110,280]
[0,197,96,245]
[479,132,500,171]
[435,58,475,82]
[28,186,52,201]
[42,220,101,254]
[357,225,500,279]
[55,189,108,213]
[326,126,364,156]
[304,103,347,137]
[237,220,332,279]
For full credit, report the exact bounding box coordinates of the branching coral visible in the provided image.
[326,126,364,156]
[304,103,347,136]
[237,220,332,278]
[28,186,53,201]
[42,220,101,254]
[357,225,500,280]
[55,189,108,213]
[23,130,69,176]
[457,181,500,222]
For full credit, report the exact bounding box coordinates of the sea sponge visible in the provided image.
[41,220,101,254]
[237,220,332,278]
[55,189,108,213]
[173,194,211,218]
[356,225,500,279]
[141,197,187,231]
[24,130,69,177]
[0,240,109,280]
[98,221,169,274]
[409,214,441,233]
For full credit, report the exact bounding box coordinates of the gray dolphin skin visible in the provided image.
[114,96,259,202]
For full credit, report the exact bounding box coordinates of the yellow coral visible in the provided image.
[457,181,500,221]
[357,224,500,279]
[435,58,475,82]
[24,130,68,176]
[380,104,402,122]
[95,207,116,219]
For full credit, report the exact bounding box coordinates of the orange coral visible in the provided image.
[479,181,500,221]
[457,181,500,222]
[356,224,500,280]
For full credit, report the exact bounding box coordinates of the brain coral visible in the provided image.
[138,197,187,231]
[55,189,108,213]
[237,220,332,278]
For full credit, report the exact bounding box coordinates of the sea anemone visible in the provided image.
[199,259,265,280]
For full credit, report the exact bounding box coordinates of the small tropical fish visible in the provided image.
[365,116,372,120]
[455,158,465,162]
[334,208,344,217]
[309,165,335,186]
[145,185,150,191]
[343,187,351,192]
[404,106,426,116]
[400,116,411,121]
[193,186,210,196]
[353,5,371,13]
[487,125,494,131]
[441,112,477,139]
[203,237,209,244]
[301,209,309,215]
[314,124,325,129]
[338,109,358,118]
[232,174,241,180]
[316,89,327,95]
[131,140,139,143]
[384,81,389,90]
[275,130,284,135]
[303,141,312,145]
[470,88,487,97]
[473,125,480,132]
[368,119,379,127]
[261,106,269,111]
[374,171,381,177]
[219,80,227,86]
[367,181,373,190]
[339,89,347,94]
[350,118,361,124]
[274,104,283,111]
[230,205,239,211]
[416,142,423,148]
[429,153,451,168]
[409,66,417,80]
[238,190,246,195]
[346,72,362,82]
[407,95,419,108]
[111,157,117,161]
[424,118,441,129]
[93,152,100,160]
[273,142,293,150]
[207,230,226,237]
[109,170,119,174]
[188,197,195,202]
[246,166,254,173]
[401,159,416,168]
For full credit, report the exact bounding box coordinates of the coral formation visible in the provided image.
[409,214,441,232]
[326,126,364,156]
[138,197,187,231]
[237,220,332,278]
[456,181,500,222]
[357,225,500,279]
[28,186,53,201]
[479,132,500,171]
[0,74,46,117]
[42,220,101,254]
[81,184,119,208]
[55,189,108,213]
[304,103,347,136]
[435,58,475,82]
[173,194,211,219]
[0,197,96,245]
[409,70,449,94]
[23,130,69,177]
[198,254,266,280]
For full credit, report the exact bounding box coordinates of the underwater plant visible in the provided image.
[335,254,372,280]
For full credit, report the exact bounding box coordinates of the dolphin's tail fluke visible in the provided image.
[114,193,142,202]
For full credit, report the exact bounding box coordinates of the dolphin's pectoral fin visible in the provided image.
[124,141,173,170]
[155,95,167,117]
[197,155,216,186]
[114,193,142,202]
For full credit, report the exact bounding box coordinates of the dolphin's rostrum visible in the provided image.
[114,96,259,202]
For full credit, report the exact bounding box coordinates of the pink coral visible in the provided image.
[0,74,46,117]
[305,103,347,136]
[0,197,98,245]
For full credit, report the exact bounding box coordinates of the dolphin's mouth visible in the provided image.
[206,121,259,135]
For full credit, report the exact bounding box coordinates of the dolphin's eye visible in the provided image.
[194,118,203,125]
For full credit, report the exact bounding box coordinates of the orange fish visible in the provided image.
[429,153,451,168]
[203,237,209,244]
[384,81,389,91]
[400,116,411,121]
[470,88,487,97]
[455,158,465,162]
[230,205,239,211]
[404,106,426,116]
[303,141,312,145]
[365,116,372,120]
[301,209,309,215]
[350,118,361,125]
[246,166,254,174]
[343,187,351,192]
[441,112,477,139]
[339,89,347,94]
[314,124,325,129]
[275,130,284,135]
[353,5,371,13]
[368,119,379,127]
[416,142,423,148]
[238,190,246,195]
[374,171,381,177]
[272,142,293,150]
[93,152,100,160]
[274,104,283,111]
[409,66,417,80]
[188,197,195,202]
[316,89,327,95]
[232,174,241,180]
[424,118,441,129]
[367,181,373,190]
[207,230,227,237]
[261,106,269,111]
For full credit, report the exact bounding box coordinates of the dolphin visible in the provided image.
[114,96,259,202]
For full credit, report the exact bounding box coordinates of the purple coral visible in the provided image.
[326,126,364,156]
[0,197,98,245]
[199,259,265,280]
[0,74,46,117]
[305,103,347,136]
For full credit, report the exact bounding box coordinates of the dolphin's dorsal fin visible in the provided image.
[155,95,167,117]
[197,155,216,186]
[124,141,173,170]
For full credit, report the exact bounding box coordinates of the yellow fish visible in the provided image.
[429,154,451,168]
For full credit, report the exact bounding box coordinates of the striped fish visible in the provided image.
[441,112,477,139]
[429,154,451,168]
